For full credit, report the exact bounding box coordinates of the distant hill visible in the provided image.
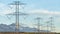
[0,23,50,32]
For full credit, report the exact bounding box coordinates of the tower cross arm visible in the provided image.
[8,1,26,5]
[6,12,29,16]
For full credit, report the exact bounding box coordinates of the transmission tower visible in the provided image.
[49,17,55,32]
[8,1,28,32]
[35,17,42,34]
[46,21,50,34]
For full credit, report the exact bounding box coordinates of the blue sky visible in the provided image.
[0,0,60,33]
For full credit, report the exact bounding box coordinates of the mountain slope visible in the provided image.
[0,23,50,32]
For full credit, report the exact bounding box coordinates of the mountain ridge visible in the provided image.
[0,23,50,32]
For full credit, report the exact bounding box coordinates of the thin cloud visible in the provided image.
[28,9,60,15]
[0,3,13,15]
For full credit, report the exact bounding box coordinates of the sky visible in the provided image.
[0,0,60,33]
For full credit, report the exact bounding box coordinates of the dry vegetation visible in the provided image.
[0,32,58,34]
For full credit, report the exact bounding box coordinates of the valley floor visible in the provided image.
[0,32,57,34]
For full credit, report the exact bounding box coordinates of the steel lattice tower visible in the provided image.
[8,1,27,32]
[35,17,42,34]
[49,17,55,32]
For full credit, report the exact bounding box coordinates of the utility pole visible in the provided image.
[8,1,27,32]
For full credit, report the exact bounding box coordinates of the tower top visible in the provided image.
[9,1,25,5]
